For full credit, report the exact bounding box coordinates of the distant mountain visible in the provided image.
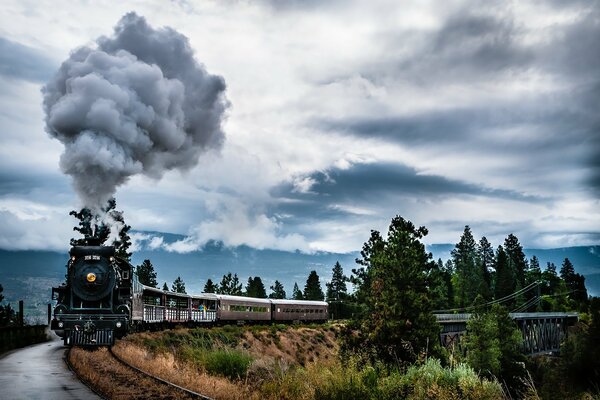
[0,234,599,321]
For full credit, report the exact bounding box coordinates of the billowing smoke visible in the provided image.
[43,12,227,208]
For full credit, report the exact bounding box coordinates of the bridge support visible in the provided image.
[436,312,579,356]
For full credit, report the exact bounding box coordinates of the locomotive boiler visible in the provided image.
[51,245,131,345]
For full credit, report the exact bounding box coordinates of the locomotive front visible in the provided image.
[51,245,131,345]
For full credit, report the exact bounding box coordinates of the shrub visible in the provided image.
[202,349,253,380]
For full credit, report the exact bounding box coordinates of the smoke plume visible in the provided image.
[43,12,227,208]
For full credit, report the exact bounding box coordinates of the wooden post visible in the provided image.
[18,300,24,326]
[48,303,52,325]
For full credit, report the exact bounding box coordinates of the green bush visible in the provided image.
[202,349,253,380]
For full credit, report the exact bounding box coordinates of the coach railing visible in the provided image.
[191,309,216,322]
[143,305,165,322]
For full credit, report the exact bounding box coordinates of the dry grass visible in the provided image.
[69,347,193,399]
[112,341,250,400]
[241,327,339,366]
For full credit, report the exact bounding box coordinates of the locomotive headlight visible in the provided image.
[86,272,97,283]
[58,321,64,328]
[116,322,122,328]
[109,256,115,262]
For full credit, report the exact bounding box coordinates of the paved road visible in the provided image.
[0,334,101,400]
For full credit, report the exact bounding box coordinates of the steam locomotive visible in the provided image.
[51,245,328,346]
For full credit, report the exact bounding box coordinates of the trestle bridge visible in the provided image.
[435,312,579,355]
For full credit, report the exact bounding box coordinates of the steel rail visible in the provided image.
[64,347,109,400]
[107,346,214,400]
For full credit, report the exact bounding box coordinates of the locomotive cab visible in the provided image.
[51,245,132,346]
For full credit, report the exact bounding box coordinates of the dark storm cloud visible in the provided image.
[0,37,56,82]
[272,161,542,220]
[318,2,600,195]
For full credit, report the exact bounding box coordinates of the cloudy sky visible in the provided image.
[0,0,599,254]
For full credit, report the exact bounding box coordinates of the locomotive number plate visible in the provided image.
[84,255,101,260]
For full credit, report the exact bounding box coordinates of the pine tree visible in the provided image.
[162,282,168,291]
[560,258,575,282]
[303,271,325,301]
[494,245,515,304]
[245,276,267,298]
[452,226,481,307]
[69,197,132,262]
[326,261,348,301]
[344,215,442,365]
[504,234,527,290]
[292,282,303,300]
[428,258,449,310]
[135,259,158,287]
[477,236,494,300]
[203,279,216,293]
[218,272,243,295]
[269,280,286,299]
[171,276,186,293]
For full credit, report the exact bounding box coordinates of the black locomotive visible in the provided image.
[51,245,328,346]
[51,245,131,345]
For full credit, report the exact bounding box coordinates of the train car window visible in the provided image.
[277,308,281,312]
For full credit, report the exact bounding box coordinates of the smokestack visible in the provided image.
[43,12,228,209]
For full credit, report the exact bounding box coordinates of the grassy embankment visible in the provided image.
[105,323,509,400]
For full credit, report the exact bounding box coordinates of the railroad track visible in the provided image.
[108,347,214,400]
[66,346,214,400]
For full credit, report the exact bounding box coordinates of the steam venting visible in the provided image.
[43,12,227,208]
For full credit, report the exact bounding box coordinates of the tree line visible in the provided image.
[136,259,329,301]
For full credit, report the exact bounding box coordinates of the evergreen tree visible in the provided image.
[494,245,515,304]
[171,276,186,293]
[69,198,132,261]
[0,283,3,303]
[245,276,267,298]
[203,278,216,293]
[303,270,325,301]
[344,215,442,366]
[561,258,588,309]
[464,304,524,386]
[135,259,158,287]
[326,261,348,301]
[112,208,132,262]
[527,255,542,284]
[452,226,481,307]
[217,272,243,295]
[162,282,168,291]
[477,236,494,300]
[269,280,286,299]
[504,234,527,290]
[541,262,560,295]
[560,258,576,282]
[429,258,450,310]
[292,282,303,300]
[443,259,455,308]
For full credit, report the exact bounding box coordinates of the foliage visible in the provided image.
[69,198,132,261]
[494,245,514,304]
[245,276,267,298]
[326,261,348,302]
[292,282,303,300]
[304,271,325,301]
[464,304,525,393]
[135,259,157,287]
[201,349,253,380]
[162,282,168,291]
[452,226,481,307]
[171,276,186,293]
[203,278,216,293]
[217,272,243,295]
[269,280,286,299]
[344,215,442,366]
[261,358,504,400]
[0,284,16,327]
